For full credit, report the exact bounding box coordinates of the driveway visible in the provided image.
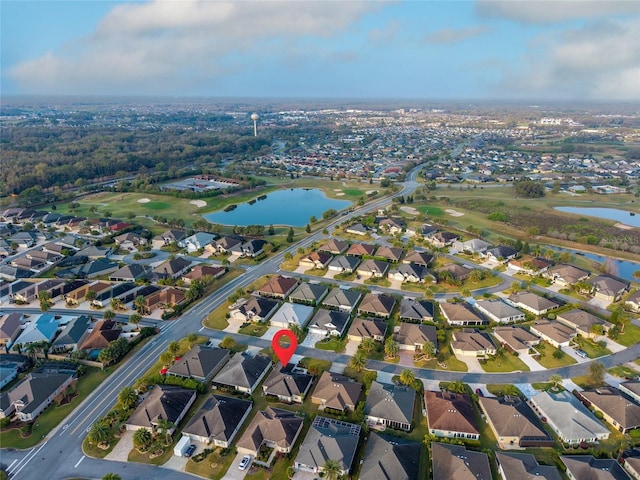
[104,431,134,462]
[261,326,281,341]
[344,339,360,356]
[457,356,485,373]
[224,452,252,480]
[398,350,415,367]
[518,352,546,372]
[599,336,626,353]
[301,332,324,348]
[223,316,246,333]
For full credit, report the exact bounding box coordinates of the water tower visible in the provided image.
[251,113,259,137]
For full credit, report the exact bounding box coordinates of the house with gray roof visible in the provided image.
[327,255,360,273]
[625,290,640,313]
[589,274,630,303]
[294,416,361,476]
[357,293,396,318]
[529,320,576,348]
[388,263,428,283]
[440,302,488,326]
[454,238,492,254]
[52,315,91,352]
[236,407,303,456]
[359,433,421,480]
[179,232,216,252]
[545,263,590,287]
[506,292,560,316]
[262,362,314,404]
[0,371,75,421]
[402,250,433,267]
[153,257,192,280]
[109,263,151,282]
[451,329,496,358]
[311,371,362,413]
[212,353,272,394]
[486,245,518,261]
[0,313,23,349]
[348,318,388,342]
[182,395,252,447]
[557,308,614,338]
[346,223,368,236]
[365,381,416,431]
[496,452,562,480]
[288,282,329,306]
[269,302,314,329]
[231,296,279,323]
[394,323,437,352]
[619,380,640,406]
[357,258,390,279]
[318,238,348,255]
[307,309,350,337]
[321,288,362,312]
[399,298,434,323]
[475,299,525,324]
[375,246,404,263]
[493,326,540,355]
[126,385,196,436]
[152,229,186,249]
[432,443,491,480]
[561,455,631,480]
[167,345,231,383]
[529,390,609,445]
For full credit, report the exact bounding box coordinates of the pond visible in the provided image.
[204,188,352,227]
[547,245,639,283]
[554,207,640,228]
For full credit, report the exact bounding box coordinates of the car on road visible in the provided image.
[184,444,196,457]
[239,455,251,470]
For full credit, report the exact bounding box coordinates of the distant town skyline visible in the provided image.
[2,0,639,100]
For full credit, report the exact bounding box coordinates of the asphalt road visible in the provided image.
[3,164,639,479]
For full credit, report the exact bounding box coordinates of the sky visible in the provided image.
[1,0,639,100]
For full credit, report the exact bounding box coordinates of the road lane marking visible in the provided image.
[7,460,17,472]
[74,456,85,468]
[11,441,47,478]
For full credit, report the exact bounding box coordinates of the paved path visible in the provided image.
[105,431,135,462]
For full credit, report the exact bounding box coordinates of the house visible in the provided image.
[357,293,396,318]
[236,407,303,456]
[557,308,614,338]
[365,381,416,431]
[440,302,488,326]
[294,416,361,476]
[70,258,119,279]
[529,320,576,348]
[375,246,403,263]
[167,345,231,383]
[62,280,90,305]
[429,231,459,248]
[152,230,186,249]
[214,236,242,254]
[76,245,112,260]
[529,391,610,444]
[11,256,46,271]
[182,265,226,284]
[212,353,272,394]
[0,371,75,421]
[435,263,472,282]
[311,371,362,413]
[625,291,640,313]
[327,255,360,273]
[478,396,553,449]
[588,274,630,303]
[318,238,348,254]
[346,223,368,236]
[432,443,491,480]
[399,298,434,323]
[388,263,428,283]
[475,299,525,324]
[425,390,480,440]
[77,320,122,351]
[109,264,151,282]
[262,362,314,404]
[624,455,640,480]
[561,456,631,480]
[394,323,437,352]
[346,242,376,257]
[493,326,540,355]
[307,309,350,337]
[450,329,496,358]
[14,313,59,346]
[269,302,314,329]
[257,275,298,299]
[125,385,196,435]
[347,318,388,342]
[486,245,519,261]
[576,387,640,434]
[144,287,186,312]
[545,263,590,286]
[27,249,63,265]
[298,251,332,270]
[506,292,560,316]
[231,296,279,323]
[237,239,267,258]
[0,313,23,348]
[402,250,433,267]
[359,433,421,480]
[288,283,328,306]
[114,232,147,250]
[52,315,91,352]
[508,256,554,275]
[182,395,252,447]
[620,381,640,406]
[153,257,192,280]
[378,217,406,234]
[453,238,492,254]
[321,288,362,312]
[421,224,439,237]
[496,452,562,480]
[179,232,216,252]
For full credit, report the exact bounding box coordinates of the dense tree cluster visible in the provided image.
[513,179,545,198]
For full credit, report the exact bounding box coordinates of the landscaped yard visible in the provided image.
[608,365,640,379]
[238,323,270,337]
[533,341,577,369]
[480,351,530,373]
[614,324,640,347]
[572,336,611,358]
[315,336,346,353]
[205,304,231,330]
[185,448,236,480]
[414,345,468,372]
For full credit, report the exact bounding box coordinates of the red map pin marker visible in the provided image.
[272,329,298,366]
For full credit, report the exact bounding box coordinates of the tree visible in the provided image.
[86,290,97,302]
[305,224,311,233]
[89,420,111,445]
[38,290,52,311]
[322,459,342,480]
[118,386,138,410]
[286,227,294,243]
[422,340,435,359]
[588,362,606,387]
[102,474,122,480]
[220,336,236,350]
[612,306,630,333]
[133,428,152,450]
[103,310,116,321]
[186,333,198,347]
[168,341,180,356]
[384,337,398,359]
[160,351,174,365]
[399,369,415,386]
[513,179,545,198]
[135,295,146,314]
[549,374,563,388]
[360,337,376,354]
[289,323,303,342]
[129,313,142,325]
[111,297,124,311]
[156,418,174,444]
[349,352,367,373]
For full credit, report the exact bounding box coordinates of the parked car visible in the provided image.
[184,444,196,457]
[239,455,251,470]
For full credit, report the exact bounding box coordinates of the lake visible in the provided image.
[547,245,639,283]
[204,188,352,227]
[554,207,640,227]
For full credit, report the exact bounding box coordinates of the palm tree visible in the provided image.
[133,428,152,449]
[186,333,198,347]
[349,352,367,373]
[289,323,303,341]
[118,386,137,410]
[399,369,415,386]
[103,310,116,321]
[160,351,174,365]
[168,341,180,356]
[89,420,111,445]
[85,290,97,302]
[360,337,376,354]
[421,340,435,359]
[129,313,142,325]
[549,374,563,388]
[135,295,146,314]
[102,474,122,480]
[384,337,398,359]
[220,336,236,350]
[110,297,124,311]
[156,418,174,444]
[322,459,342,480]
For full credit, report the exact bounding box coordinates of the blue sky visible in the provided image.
[2,1,639,100]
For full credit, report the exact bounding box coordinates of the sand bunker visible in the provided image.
[400,206,419,215]
[333,189,342,192]
[365,190,377,194]
[137,198,151,204]
[190,200,207,208]
[614,222,634,230]
[445,209,465,217]
[335,193,345,196]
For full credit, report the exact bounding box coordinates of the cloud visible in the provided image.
[425,25,491,44]
[367,19,401,44]
[499,17,640,100]
[8,0,382,94]
[476,0,640,24]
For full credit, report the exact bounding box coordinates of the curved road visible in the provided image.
[3,164,638,479]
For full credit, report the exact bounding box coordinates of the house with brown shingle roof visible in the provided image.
[356,259,390,279]
[346,243,376,257]
[182,265,226,284]
[182,395,252,447]
[557,308,614,338]
[317,238,348,255]
[236,407,304,456]
[576,387,640,434]
[440,302,488,326]
[311,371,362,413]
[432,443,491,480]
[0,313,23,348]
[257,275,298,299]
[125,385,196,436]
[262,362,314,404]
[450,330,496,358]
[529,320,576,348]
[506,292,560,316]
[493,326,540,355]
[375,246,403,263]
[394,323,437,352]
[402,250,433,267]
[77,320,122,351]
[357,293,396,318]
[425,390,480,440]
[231,296,279,323]
[298,251,332,270]
[347,318,388,342]
[152,256,192,280]
[144,287,186,312]
[435,263,472,282]
[545,263,590,287]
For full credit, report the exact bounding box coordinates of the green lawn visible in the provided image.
[414,345,468,372]
[1,368,110,449]
[534,341,577,369]
[573,336,611,358]
[415,205,444,216]
[204,304,231,330]
[238,323,269,337]
[615,324,640,347]
[480,351,530,373]
[485,384,524,397]
[185,448,236,480]
[608,365,640,379]
[315,337,346,353]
